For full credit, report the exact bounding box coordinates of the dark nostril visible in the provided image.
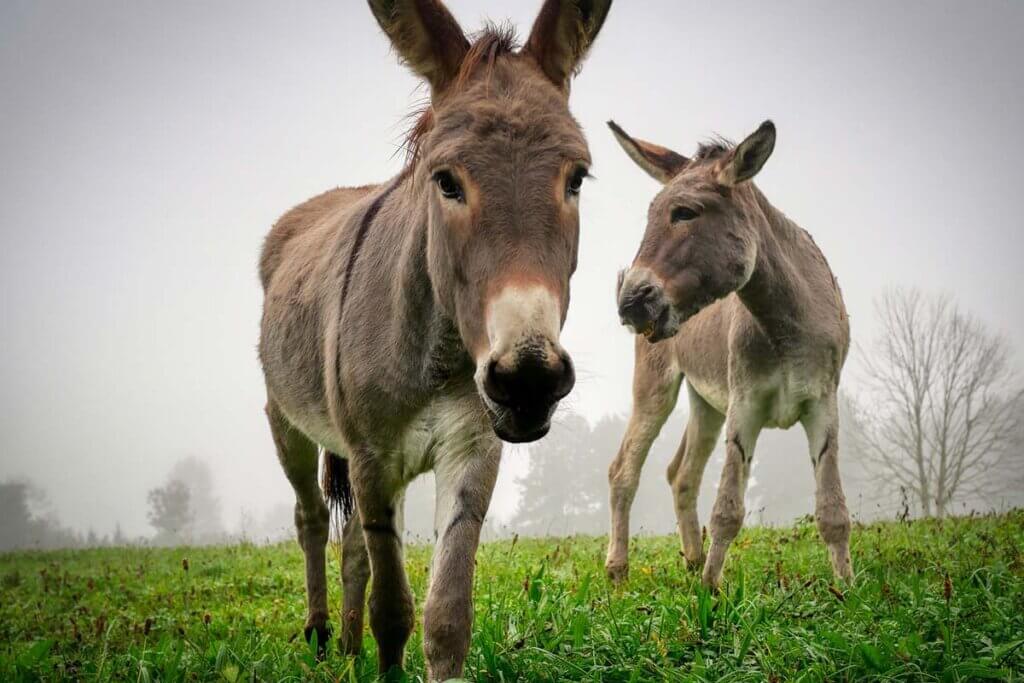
[483,351,575,408]
[553,353,575,401]
[618,283,656,321]
[483,359,511,406]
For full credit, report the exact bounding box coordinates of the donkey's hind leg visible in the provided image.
[339,508,369,655]
[606,338,681,582]
[801,394,853,580]
[265,400,331,655]
[667,384,725,571]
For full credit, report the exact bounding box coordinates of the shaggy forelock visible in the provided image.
[693,135,735,162]
[402,23,520,166]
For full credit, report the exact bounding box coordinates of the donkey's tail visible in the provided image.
[322,451,354,530]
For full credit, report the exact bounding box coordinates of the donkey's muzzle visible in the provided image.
[618,281,674,343]
[482,346,575,443]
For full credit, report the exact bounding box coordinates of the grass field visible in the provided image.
[2,512,1023,682]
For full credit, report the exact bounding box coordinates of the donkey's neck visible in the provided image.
[388,177,475,391]
[736,188,830,344]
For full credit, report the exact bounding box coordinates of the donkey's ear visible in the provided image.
[524,0,614,90]
[608,120,688,184]
[368,0,470,94]
[717,120,776,186]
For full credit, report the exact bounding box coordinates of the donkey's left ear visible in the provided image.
[718,120,776,186]
[524,0,614,90]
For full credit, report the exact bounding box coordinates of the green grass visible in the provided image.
[2,512,1023,682]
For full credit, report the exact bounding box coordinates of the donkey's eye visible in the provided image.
[567,167,588,196]
[671,206,701,222]
[433,171,464,202]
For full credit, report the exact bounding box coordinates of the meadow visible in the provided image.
[2,512,1022,682]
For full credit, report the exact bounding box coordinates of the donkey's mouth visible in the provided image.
[484,401,557,443]
[642,305,678,343]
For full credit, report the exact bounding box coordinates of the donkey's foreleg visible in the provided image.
[801,395,853,580]
[606,348,680,583]
[423,439,500,682]
[265,401,331,654]
[703,404,761,589]
[339,508,369,655]
[347,452,414,675]
[669,385,725,571]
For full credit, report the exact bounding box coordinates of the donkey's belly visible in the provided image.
[279,402,350,456]
[685,375,730,415]
[685,364,831,429]
[752,366,832,429]
[282,384,491,490]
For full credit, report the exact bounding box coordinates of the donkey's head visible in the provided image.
[609,120,776,342]
[369,0,612,442]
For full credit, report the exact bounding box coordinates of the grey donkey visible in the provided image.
[258,0,613,679]
[604,120,854,589]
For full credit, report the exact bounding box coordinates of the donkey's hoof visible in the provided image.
[700,578,722,594]
[605,561,629,583]
[683,553,706,573]
[700,569,722,593]
[833,561,854,583]
[339,632,363,657]
[304,622,332,658]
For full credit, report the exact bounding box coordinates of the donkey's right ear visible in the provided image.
[368,0,470,94]
[607,121,688,184]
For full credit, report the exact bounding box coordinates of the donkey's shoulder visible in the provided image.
[259,184,379,290]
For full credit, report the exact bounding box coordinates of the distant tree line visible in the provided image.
[0,456,227,552]
[2,289,1021,553]
[0,480,134,550]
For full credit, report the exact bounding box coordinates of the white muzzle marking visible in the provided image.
[479,284,562,369]
[475,282,565,382]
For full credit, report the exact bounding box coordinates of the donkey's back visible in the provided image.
[258,182,385,455]
[259,184,379,291]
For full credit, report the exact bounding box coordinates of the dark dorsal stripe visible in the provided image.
[338,173,405,321]
[333,173,406,440]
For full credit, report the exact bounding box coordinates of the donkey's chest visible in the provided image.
[383,391,492,484]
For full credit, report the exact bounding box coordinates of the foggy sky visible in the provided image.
[1,1,1022,537]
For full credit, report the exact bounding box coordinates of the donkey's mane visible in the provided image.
[694,136,734,162]
[401,23,520,168]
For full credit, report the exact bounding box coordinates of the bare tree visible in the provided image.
[147,479,193,544]
[854,289,1023,517]
[167,457,224,542]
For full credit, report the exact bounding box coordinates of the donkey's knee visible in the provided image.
[710,496,745,543]
[608,459,642,504]
[816,505,851,546]
[671,477,700,509]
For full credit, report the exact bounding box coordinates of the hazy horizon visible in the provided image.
[2,1,1023,538]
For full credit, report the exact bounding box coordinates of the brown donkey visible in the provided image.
[258,1,612,679]
[604,120,853,589]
